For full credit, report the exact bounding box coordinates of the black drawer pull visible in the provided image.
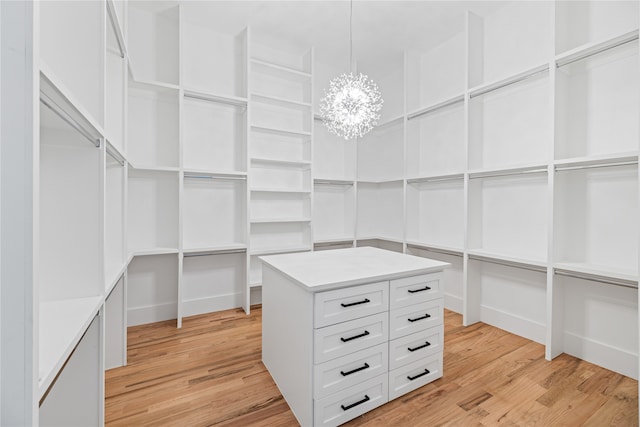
[341,298,370,308]
[408,341,431,352]
[408,286,431,294]
[341,394,370,411]
[340,362,370,376]
[407,369,430,381]
[408,313,431,323]
[340,330,370,342]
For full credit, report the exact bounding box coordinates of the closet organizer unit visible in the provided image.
[247,42,314,307]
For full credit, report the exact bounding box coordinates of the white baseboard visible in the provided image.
[444,293,463,314]
[182,292,243,318]
[480,305,546,345]
[127,302,177,326]
[564,332,638,380]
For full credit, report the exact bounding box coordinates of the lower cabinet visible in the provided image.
[310,273,444,426]
[262,248,448,427]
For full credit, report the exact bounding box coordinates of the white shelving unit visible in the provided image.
[246,40,314,310]
[3,2,639,423]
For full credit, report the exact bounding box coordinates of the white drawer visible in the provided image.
[388,353,443,401]
[314,343,388,400]
[389,325,443,370]
[314,312,388,364]
[314,281,388,328]
[389,298,444,340]
[314,374,388,427]
[390,273,443,309]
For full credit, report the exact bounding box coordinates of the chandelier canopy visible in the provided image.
[320,0,383,140]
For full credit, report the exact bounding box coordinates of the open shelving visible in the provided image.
[182,93,247,173]
[127,2,179,86]
[357,181,404,243]
[357,119,404,182]
[127,254,179,326]
[105,144,126,288]
[127,168,179,254]
[127,81,179,169]
[555,36,639,160]
[313,181,355,243]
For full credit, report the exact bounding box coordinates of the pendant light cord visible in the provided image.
[349,0,353,72]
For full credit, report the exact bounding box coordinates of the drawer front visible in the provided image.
[314,374,388,427]
[389,298,444,340]
[314,281,388,328]
[389,353,443,401]
[314,312,388,364]
[314,343,388,399]
[389,324,443,370]
[390,273,443,309]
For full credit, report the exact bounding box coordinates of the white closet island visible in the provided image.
[261,247,449,427]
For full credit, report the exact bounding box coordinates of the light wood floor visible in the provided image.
[105,306,638,426]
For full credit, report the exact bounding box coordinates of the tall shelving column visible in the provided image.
[403,17,467,314]
[247,40,314,311]
[126,2,181,327]
[355,57,405,254]
[548,1,639,377]
[179,6,249,320]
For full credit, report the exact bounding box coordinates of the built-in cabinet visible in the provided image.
[2,1,639,424]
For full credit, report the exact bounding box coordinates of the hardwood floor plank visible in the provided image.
[105,307,638,426]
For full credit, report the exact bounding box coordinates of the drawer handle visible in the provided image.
[341,394,370,411]
[408,313,431,323]
[341,362,370,377]
[407,369,430,381]
[408,341,431,352]
[340,330,370,342]
[341,298,371,308]
[408,285,431,294]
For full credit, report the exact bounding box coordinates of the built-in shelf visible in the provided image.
[467,249,547,271]
[250,218,311,224]
[183,88,248,106]
[555,29,639,67]
[251,157,311,168]
[251,188,311,194]
[250,246,311,256]
[251,92,312,109]
[251,57,312,79]
[131,248,180,257]
[468,163,548,179]
[405,242,464,257]
[182,244,247,256]
[250,124,311,137]
[554,262,638,287]
[39,296,103,397]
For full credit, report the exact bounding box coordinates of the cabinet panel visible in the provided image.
[127,254,178,326]
[389,299,444,340]
[390,273,443,309]
[314,281,388,328]
[389,325,444,371]
[388,353,442,401]
[313,374,388,427]
[313,343,388,400]
[314,312,388,364]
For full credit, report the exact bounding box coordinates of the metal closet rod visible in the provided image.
[408,175,463,184]
[468,255,547,273]
[407,244,463,258]
[183,248,246,257]
[555,160,638,172]
[314,180,354,186]
[106,0,126,58]
[554,269,638,289]
[184,91,247,109]
[40,93,101,148]
[106,145,125,166]
[407,96,464,121]
[557,33,639,68]
[469,167,547,180]
[184,173,247,181]
[470,66,549,99]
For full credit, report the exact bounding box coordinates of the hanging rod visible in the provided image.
[555,160,638,172]
[468,254,547,273]
[407,174,464,184]
[314,240,354,248]
[314,179,354,186]
[184,173,247,181]
[554,269,637,289]
[183,248,247,257]
[106,144,125,166]
[470,65,549,99]
[407,95,464,121]
[106,0,126,58]
[183,91,247,108]
[40,92,101,148]
[407,243,463,258]
[469,167,547,180]
[556,31,639,68]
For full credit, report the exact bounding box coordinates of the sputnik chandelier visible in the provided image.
[320,0,383,140]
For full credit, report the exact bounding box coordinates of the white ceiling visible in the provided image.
[139,0,507,72]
